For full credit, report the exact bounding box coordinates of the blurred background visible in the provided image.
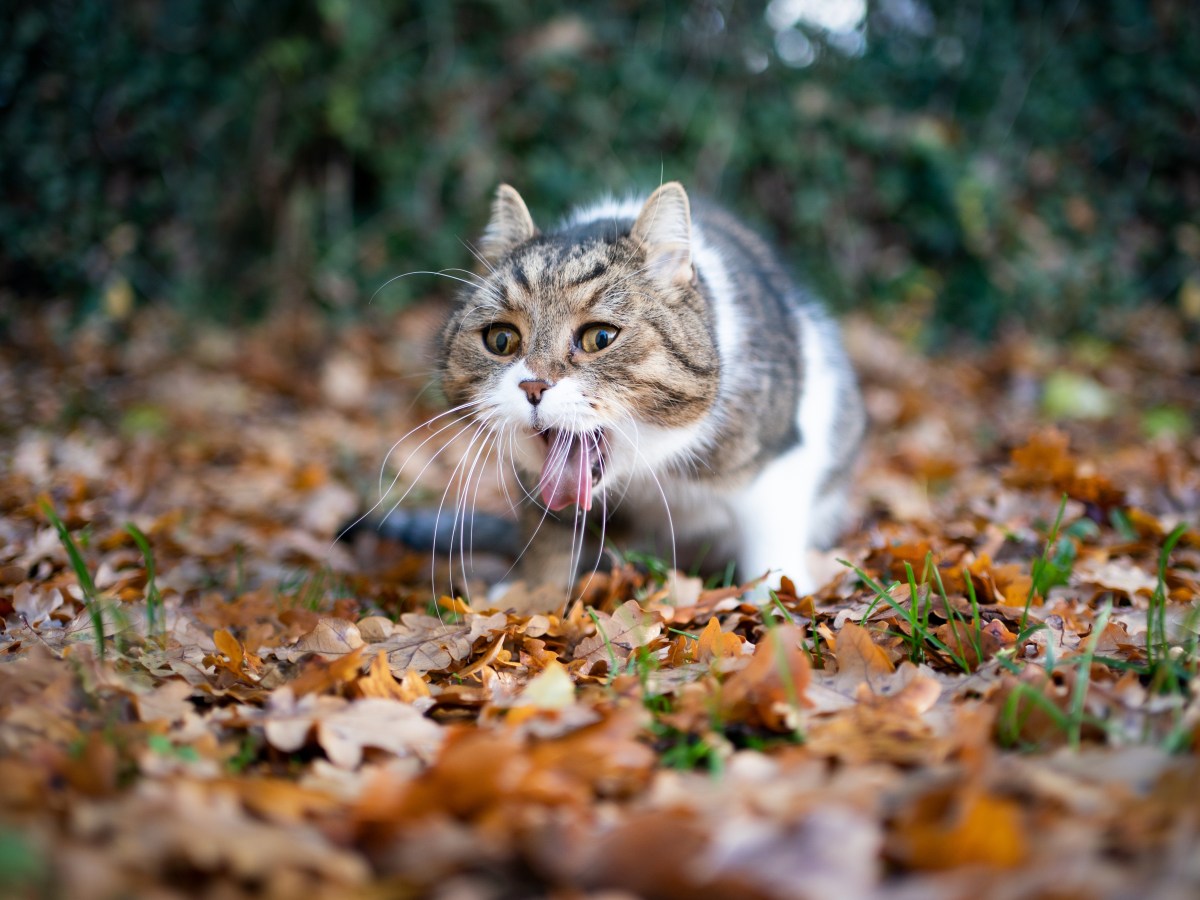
[2,0,1198,341]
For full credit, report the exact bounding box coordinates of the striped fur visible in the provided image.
[438,182,865,594]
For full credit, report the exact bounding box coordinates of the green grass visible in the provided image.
[653,724,724,774]
[1021,495,1071,631]
[42,500,107,658]
[844,556,973,672]
[586,608,621,684]
[997,520,1197,751]
[0,829,48,891]
[1067,600,1111,749]
[147,733,201,763]
[1147,523,1189,678]
[125,522,164,640]
[618,548,673,586]
[277,565,349,613]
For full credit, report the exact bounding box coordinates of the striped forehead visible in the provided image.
[481,240,637,317]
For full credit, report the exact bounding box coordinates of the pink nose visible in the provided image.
[519,379,551,405]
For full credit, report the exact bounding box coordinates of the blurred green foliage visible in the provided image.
[2,0,1197,338]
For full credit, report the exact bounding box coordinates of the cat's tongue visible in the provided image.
[540,432,593,512]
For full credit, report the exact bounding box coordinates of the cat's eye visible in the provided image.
[579,323,620,353]
[483,324,521,356]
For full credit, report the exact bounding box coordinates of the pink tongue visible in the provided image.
[540,433,593,512]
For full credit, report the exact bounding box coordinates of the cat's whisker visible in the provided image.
[458,434,496,580]
[379,400,486,497]
[565,413,588,598]
[376,411,482,516]
[495,480,560,589]
[607,415,679,576]
[452,421,498,600]
[430,419,489,612]
[335,413,481,548]
[457,238,498,277]
[370,268,493,306]
[455,424,500,599]
[495,428,522,514]
[499,426,539,513]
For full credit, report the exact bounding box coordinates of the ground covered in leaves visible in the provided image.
[2,298,1199,899]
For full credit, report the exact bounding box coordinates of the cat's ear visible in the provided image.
[482,184,538,261]
[631,182,694,286]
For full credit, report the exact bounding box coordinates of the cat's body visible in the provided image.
[436,182,865,595]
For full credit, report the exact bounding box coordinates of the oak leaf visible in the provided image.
[260,689,443,768]
[695,616,746,663]
[718,624,811,732]
[372,611,507,674]
[832,621,895,688]
[295,617,365,655]
[574,599,662,675]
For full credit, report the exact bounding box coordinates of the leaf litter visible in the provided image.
[0,300,1198,898]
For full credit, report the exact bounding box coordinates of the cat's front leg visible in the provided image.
[730,445,820,596]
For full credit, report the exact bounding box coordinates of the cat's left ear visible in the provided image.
[632,182,693,286]
[482,184,538,261]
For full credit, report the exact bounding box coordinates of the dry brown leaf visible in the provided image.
[806,666,951,765]
[287,645,368,697]
[832,620,895,688]
[513,659,575,711]
[260,688,442,767]
[492,580,569,615]
[718,624,812,732]
[316,697,444,768]
[574,599,662,675]
[357,615,395,642]
[371,611,507,674]
[293,617,365,656]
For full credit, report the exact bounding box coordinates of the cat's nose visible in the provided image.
[518,379,551,405]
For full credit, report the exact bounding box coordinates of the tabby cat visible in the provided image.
[433,182,865,595]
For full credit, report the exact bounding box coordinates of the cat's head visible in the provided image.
[439,182,720,512]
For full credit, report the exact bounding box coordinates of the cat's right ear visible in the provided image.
[632,182,694,286]
[482,185,538,262]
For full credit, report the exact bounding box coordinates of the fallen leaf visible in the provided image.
[832,620,895,688]
[695,616,746,663]
[292,617,365,656]
[514,659,575,711]
[260,688,442,767]
[371,612,507,674]
[719,624,812,732]
[892,788,1027,869]
[574,599,662,675]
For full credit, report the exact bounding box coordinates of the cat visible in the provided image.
[426,181,866,598]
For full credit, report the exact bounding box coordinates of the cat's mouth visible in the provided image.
[536,428,605,512]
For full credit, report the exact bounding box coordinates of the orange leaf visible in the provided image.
[897,791,1027,869]
[719,624,811,731]
[350,657,422,705]
[695,616,743,663]
[212,629,244,668]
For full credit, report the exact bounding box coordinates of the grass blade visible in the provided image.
[41,500,105,659]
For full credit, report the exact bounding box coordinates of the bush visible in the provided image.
[2,0,1197,338]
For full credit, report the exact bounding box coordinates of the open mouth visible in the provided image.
[536,428,606,512]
